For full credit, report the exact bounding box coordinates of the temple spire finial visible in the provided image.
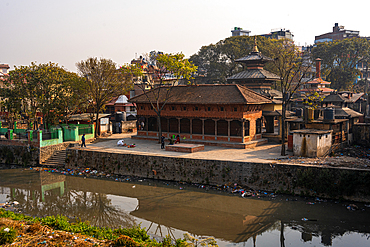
[252,36,259,53]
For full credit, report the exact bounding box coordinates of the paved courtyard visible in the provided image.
[82,133,291,164]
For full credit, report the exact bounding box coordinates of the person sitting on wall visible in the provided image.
[175,134,180,144]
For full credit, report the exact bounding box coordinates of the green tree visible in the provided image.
[268,39,312,155]
[311,38,370,90]
[56,73,89,124]
[122,52,197,142]
[76,57,133,137]
[1,62,81,129]
[189,36,274,84]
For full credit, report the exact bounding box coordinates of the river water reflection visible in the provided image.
[1,168,370,246]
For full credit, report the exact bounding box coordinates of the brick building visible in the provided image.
[315,23,360,43]
[129,84,272,148]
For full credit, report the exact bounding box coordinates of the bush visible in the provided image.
[113,235,138,247]
[113,225,150,242]
[0,227,17,245]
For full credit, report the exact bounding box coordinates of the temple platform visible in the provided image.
[165,143,204,153]
[131,135,268,149]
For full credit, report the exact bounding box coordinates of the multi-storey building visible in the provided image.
[231,27,251,37]
[315,23,360,43]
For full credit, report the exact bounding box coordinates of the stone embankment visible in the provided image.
[65,148,370,202]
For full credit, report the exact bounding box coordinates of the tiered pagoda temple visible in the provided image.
[227,39,285,136]
[226,39,281,99]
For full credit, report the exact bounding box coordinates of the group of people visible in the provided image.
[161,134,180,149]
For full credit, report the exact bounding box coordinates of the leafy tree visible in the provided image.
[122,52,197,142]
[56,73,89,124]
[302,91,324,109]
[311,38,370,90]
[189,36,275,84]
[268,39,312,155]
[76,57,133,137]
[1,62,82,129]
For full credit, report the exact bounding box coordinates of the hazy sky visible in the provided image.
[1,0,370,72]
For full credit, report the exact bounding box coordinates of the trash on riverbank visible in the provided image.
[0,218,108,246]
[302,218,317,222]
[347,204,358,211]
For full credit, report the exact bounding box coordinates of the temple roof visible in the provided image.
[299,87,334,93]
[323,92,364,103]
[129,84,272,105]
[235,37,273,64]
[227,69,280,81]
[235,51,274,64]
[306,78,331,84]
[334,107,363,118]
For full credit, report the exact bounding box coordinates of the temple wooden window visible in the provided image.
[183,106,187,111]
[192,119,202,134]
[234,107,238,112]
[161,117,168,132]
[207,107,211,111]
[195,106,199,111]
[220,107,224,111]
[217,120,228,136]
[256,118,262,134]
[230,120,242,136]
[204,119,215,135]
[171,106,176,111]
[180,118,190,133]
[148,117,158,131]
[245,120,250,136]
[169,118,178,132]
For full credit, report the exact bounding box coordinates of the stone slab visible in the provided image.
[165,143,204,153]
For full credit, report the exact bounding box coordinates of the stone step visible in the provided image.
[42,150,66,166]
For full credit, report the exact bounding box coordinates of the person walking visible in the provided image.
[161,135,165,149]
[81,134,86,148]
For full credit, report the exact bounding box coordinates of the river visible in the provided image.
[1,168,370,247]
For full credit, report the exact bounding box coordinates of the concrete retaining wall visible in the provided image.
[66,149,370,202]
[0,143,39,166]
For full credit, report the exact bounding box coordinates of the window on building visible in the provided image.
[195,106,199,111]
[172,106,175,111]
[183,106,187,111]
[220,107,224,111]
[140,106,144,110]
[245,120,250,136]
[256,118,262,134]
[207,107,211,111]
[234,107,237,112]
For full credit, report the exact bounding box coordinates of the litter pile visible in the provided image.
[278,145,370,170]
[0,218,109,246]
